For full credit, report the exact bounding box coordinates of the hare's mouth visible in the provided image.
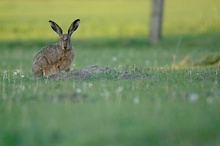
[63,46,71,51]
[63,45,69,50]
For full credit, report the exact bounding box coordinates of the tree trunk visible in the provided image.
[149,0,164,43]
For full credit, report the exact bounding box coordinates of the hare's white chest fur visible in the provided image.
[32,19,80,77]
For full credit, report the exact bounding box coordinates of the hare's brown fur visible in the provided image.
[32,19,80,76]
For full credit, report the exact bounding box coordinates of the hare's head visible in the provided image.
[49,19,80,50]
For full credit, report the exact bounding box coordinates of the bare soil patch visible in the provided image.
[49,65,149,80]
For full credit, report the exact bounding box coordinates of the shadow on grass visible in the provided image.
[0,33,219,50]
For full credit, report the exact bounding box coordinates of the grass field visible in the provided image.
[1,0,220,146]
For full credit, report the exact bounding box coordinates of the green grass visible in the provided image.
[1,65,220,146]
[1,0,220,146]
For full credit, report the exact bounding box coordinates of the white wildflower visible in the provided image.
[133,97,140,104]
[112,56,117,62]
[15,69,23,73]
[206,97,213,104]
[145,60,150,65]
[76,88,81,93]
[3,70,8,74]
[116,86,123,93]
[88,83,93,88]
[187,92,199,102]
[13,71,18,76]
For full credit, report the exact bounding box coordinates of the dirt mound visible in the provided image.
[49,65,148,80]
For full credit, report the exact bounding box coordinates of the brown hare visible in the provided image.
[32,19,80,76]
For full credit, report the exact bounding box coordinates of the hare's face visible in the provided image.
[60,34,71,50]
[49,19,80,50]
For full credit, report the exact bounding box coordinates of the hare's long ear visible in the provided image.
[68,19,80,36]
[49,20,63,36]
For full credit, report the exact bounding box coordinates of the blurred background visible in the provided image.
[0,0,219,40]
[0,0,220,71]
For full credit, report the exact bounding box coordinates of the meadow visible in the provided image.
[0,0,220,145]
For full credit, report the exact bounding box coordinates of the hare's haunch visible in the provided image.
[32,19,80,76]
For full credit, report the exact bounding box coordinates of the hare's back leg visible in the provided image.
[43,65,61,76]
[32,65,43,76]
[32,56,48,76]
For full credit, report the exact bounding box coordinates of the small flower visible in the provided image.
[206,97,213,104]
[15,69,23,73]
[133,97,140,104]
[187,92,199,102]
[88,83,93,88]
[145,60,150,65]
[103,90,110,98]
[13,72,18,76]
[116,86,123,93]
[76,88,81,93]
[3,70,8,74]
[112,56,117,62]
[21,75,25,78]
[3,70,8,80]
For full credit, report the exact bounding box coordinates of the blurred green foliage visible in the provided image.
[0,0,219,40]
